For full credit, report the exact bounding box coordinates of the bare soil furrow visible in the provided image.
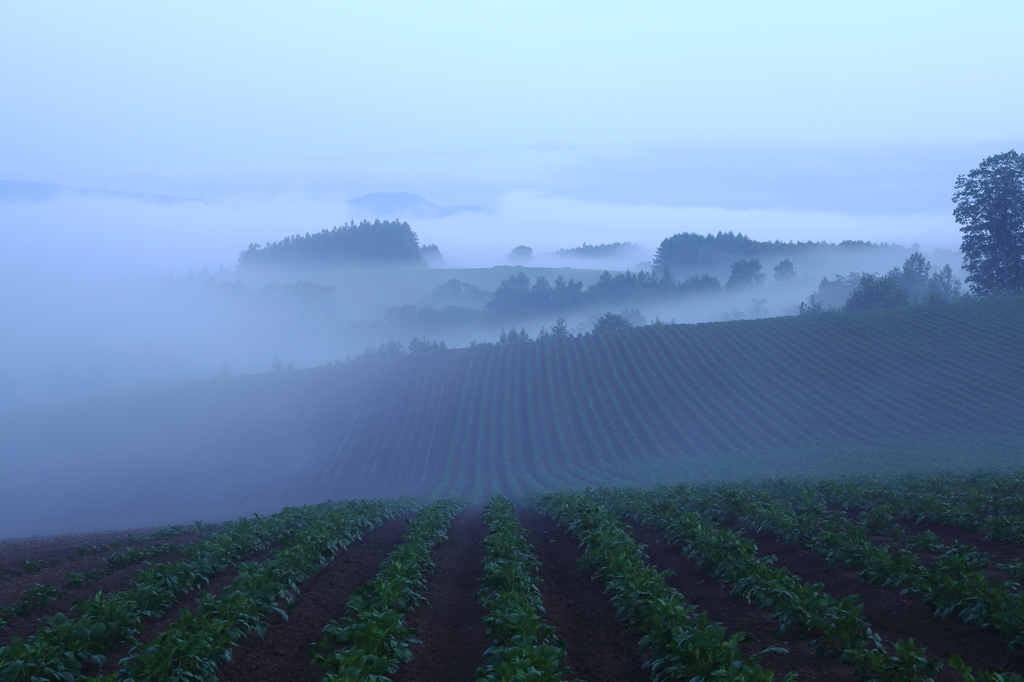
[627,522,855,682]
[519,507,648,682]
[217,518,409,682]
[736,524,1024,678]
[392,506,490,682]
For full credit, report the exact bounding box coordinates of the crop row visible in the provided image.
[532,491,791,682]
[311,498,463,680]
[109,498,408,681]
[638,479,1024,679]
[598,488,947,681]
[476,495,570,681]
[0,501,402,682]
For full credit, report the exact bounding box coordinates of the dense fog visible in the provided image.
[0,187,966,412]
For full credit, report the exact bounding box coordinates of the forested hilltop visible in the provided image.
[653,230,907,272]
[3,295,1021,537]
[237,219,441,268]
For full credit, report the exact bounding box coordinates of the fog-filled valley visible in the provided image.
[0,189,967,411]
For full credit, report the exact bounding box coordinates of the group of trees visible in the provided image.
[237,219,432,268]
[652,231,902,273]
[802,252,963,314]
[484,269,727,320]
[554,242,641,258]
[799,149,1024,312]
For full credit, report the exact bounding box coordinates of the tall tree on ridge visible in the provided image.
[953,150,1024,295]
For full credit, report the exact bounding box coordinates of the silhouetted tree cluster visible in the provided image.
[237,219,424,268]
[554,242,640,258]
[843,271,909,312]
[725,259,765,289]
[802,252,963,314]
[353,335,447,361]
[653,230,903,273]
[508,245,534,263]
[774,258,796,281]
[591,312,632,334]
[486,272,585,318]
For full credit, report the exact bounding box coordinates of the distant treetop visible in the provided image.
[237,219,424,268]
[653,231,902,272]
[554,242,641,258]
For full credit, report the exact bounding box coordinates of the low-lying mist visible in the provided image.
[0,190,965,412]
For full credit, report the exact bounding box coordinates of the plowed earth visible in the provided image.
[6,297,1024,539]
[0,527,218,646]
[6,511,1024,680]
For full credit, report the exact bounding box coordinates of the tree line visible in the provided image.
[237,219,441,268]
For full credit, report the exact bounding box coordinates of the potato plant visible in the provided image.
[311,498,463,681]
[532,492,792,682]
[476,495,573,682]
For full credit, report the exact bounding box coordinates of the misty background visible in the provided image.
[2,2,1022,411]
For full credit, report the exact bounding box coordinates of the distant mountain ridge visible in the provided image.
[347,192,488,219]
[0,179,204,205]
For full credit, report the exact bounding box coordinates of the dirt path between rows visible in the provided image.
[217,517,410,682]
[734,522,1024,679]
[626,522,855,682]
[393,506,491,682]
[518,507,648,682]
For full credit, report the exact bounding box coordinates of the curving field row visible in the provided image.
[3,296,1023,537]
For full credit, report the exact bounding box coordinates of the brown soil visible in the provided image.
[0,528,217,645]
[217,517,409,682]
[88,543,285,677]
[518,507,649,681]
[733,522,1024,679]
[625,522,855,681]
[12,508,1024,681]
[393,506,491,682]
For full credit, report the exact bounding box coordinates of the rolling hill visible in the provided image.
[2,296,1022,538]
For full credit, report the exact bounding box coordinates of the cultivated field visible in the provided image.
[2,296,1022,538]
[5,472,1024,680]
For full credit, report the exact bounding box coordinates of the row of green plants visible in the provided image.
[107,499,408,681]
[311,498,464,681]
[599,488,945,681]
[531,491,792,682]
[673,478,1024,680]
[0,585,67,629]
[1,522,212,582]
[807,472,1024,546]
[667,482,1024,654]
[476,495,572,681]
[0,542,201,629]
[0,505,355,682]
[0,523,218,625]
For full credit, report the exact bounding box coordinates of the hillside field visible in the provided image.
[1,295,1022,538]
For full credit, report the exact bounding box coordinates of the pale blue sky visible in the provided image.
[1,2,1022,256]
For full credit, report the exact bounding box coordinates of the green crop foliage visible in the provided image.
[611,473,1024,679]
[532,491,792,682]
[116,499,409,682]
[312,498,463,681]
[0,501,406,682]
[476,495,574,682]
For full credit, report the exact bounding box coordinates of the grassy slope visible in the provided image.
[1,296,1021,538]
